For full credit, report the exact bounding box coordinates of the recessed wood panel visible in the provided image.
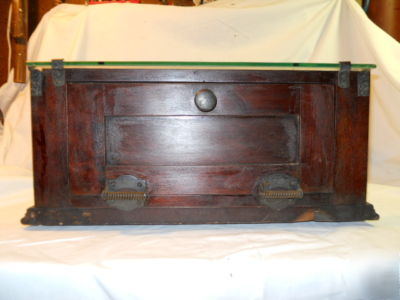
[105,83,299,116]
[300,84,335,193]
[106,165,300,195]
[68,84,105,195]
[106,116,299,166]
[334,73,370,204]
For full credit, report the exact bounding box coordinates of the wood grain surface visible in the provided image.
[24,68,379,225]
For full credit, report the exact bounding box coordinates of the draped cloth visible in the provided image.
[0,1,399,299]
[0,0,399,184]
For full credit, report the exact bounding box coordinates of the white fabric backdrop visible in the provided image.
[0,0,399,184]
[0,2,399,299]
[1,0,399,184]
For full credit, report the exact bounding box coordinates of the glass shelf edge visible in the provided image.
[26,61,377,70]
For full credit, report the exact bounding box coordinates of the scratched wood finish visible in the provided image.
[23,68,379,225]
[70,193,332,208]
[31,74,70,208]
[300,84,335,192]
[333,73,370,205]
[104,83,299,116]
[67,83,105,195]
[67,69,337,84]
[23,204,378,225]
[105,165,300,196]
[106,116,298,166]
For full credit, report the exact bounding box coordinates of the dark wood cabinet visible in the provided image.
[22,61,379,225]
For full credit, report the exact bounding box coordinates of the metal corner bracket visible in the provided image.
[357,70,370,97]
[51,59,65,87]
[29,67,43,97]
[338,61,351,89]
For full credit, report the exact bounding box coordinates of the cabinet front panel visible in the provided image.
[105,83,299,116]
[67,82,334,199]
[105,165,300,196]
[106,116,299,166]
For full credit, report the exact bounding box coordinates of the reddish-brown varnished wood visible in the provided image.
[23,67,378,225]
[106,116,298,166]
[300,84,335,193]
[31,74,70,208]
[68,83,105,195]
[66,69,337,84]
[105,165,300,196]
[104,83,299,116]
[333,73,370,205]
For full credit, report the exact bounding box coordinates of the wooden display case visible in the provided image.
[22,61,379,225]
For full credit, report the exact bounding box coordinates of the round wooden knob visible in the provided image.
[194,89,217,112]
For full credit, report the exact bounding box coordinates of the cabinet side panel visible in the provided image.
[31,71,69,207]
[68,83,105,195]
[300,84,335,192]
[334,72,369,204]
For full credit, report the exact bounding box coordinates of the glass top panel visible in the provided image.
[26,61,376,70]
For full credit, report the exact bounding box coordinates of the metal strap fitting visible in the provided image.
[357,70,370,97]
[338,61,351,89]
[51,59,65,87]
[30,67,43,97]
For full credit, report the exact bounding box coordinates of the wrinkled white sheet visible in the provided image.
[0,0,399,184]
[0,168,399,300]
[0,1,399,299]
